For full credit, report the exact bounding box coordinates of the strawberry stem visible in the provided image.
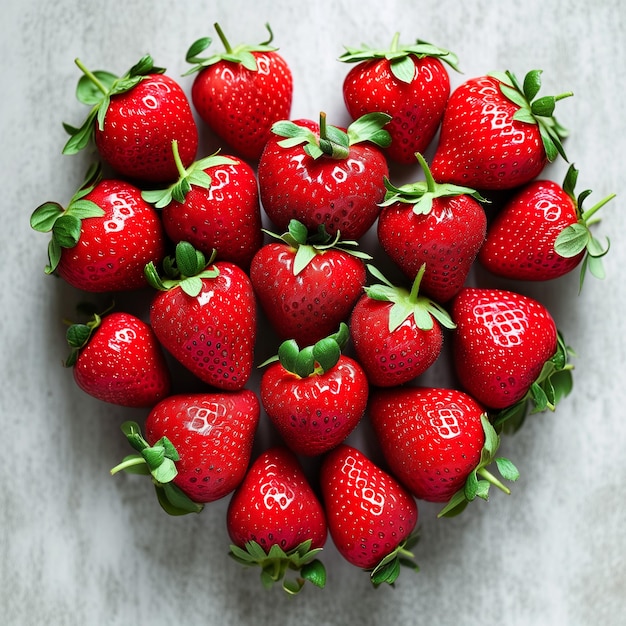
[214,22,232,53]
[408,264,426,303]
[74,58,109,95]
[110,456,146,475]
[170,140,187,179]
[581,193,616,223]
[477,467,511,495]
[416,152,437,193]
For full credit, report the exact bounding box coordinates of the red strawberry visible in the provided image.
[478,164,613,287]
[227,447,327,594]
[430,69,572,190]
[249,219,370,346]
[145,241,256,391]
[142,143,263,270]
[377,153,488,302]
[350,264,456,387]
[320,444,419,586]
[257,112,391,240]
[30,164,166,292]
[184,23,293,161]
[260,323,368,456]
[63,55,198,183]
[111,390,259,514]
[340,34,459,164]
[65,308,170,408]
[369,386,519,516]
[451,287,574,428]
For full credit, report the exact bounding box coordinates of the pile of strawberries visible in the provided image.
[31,24,613,593]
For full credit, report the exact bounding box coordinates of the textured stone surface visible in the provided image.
[2,1,625,624]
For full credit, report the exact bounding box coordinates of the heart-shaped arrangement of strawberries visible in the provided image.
[30,24,613,594]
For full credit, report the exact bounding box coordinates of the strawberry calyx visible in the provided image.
[183,22,278,75]
[379,152,488,214]
[110,421,204,516]
[272,111,392,160]
[63,301,115,367]
[553,164,613,291]
[261,323,350,378]
[144,241,220,297]
[264,219,372,276]
[30,162,104,274]
[368,530,420,587]
[141,141,237,209]
[229,539,326,594]
[339,32,460,83]
[438,414,520,518]
[489,69,573,163]
[491,331,575,434]
[63,55,166,155]
[364,264,455,333]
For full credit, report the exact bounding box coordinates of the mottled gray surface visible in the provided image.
[2,1,625,624]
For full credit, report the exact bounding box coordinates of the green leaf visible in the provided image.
[76,70,117,105]
[390,55,416,83]
[52,214,82,248]
[554,223,590,257]
[347,112,392,147]
[300,560,326,589]
[179,276,204,298]
[522,69,542,101]
[312,337,341,373]
[156,483,204,516]
[495,457,520,482]
[30,202,65,232]
[277,339,300,373]
[292,244,317,275]
[67,199,105,221]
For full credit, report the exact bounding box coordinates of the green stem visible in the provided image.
[74,58,109,95]
[390,32,400,52]
[214,23,232,53]
[319,111,328,141]
[580,193,616,223]
[408,264,426,303]
[477,467,511,495]
[170,140,187,179]
[416,153,436,193]
[554,91,574,102]
[110,456,146,476]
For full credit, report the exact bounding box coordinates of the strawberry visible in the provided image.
[30,164,166,292]
[65,307,170,408]
[260,323,368,456]
[349,264,456,387]
[227,447,327,594]
[377,153,488,302]
[141,142,263,270]
[430,69,572,190]
[184,23,293,161]
[320,444,419,586]
[451,287,574,430]
[257,112,391,240]
[369,386,519,516]
[339,34,459,164]
[63,55,198,183]
[249,219,370,346]
[110,390,259,514]
[145,241,256,391]
[478,164,613,288]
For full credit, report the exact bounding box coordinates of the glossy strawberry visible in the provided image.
[258,112,391,240]
[145,242,256,391]
[340,34,459,164]
[30,165,166,292]
[260,324,368,457]
[227,447,327,594]
[478,164,613,287]
[350,264,456,387]
[63,55,198,183]
[250,220,370,346]
[369,387,519,516]
[142,143,263,270]
[320,444,419,586]
[65,309,170,408]
[451,288,574,427]
[111,390,259,514]
[377,153,487,302]
[184,23,293,161]
[430,69,572,190]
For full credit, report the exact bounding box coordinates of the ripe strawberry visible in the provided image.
[377,153,487,302]
[142,142,263,270]
[260,323,368,456]
[63,55,198,183]
[350,264,456,387]
[65,308,170,408]
[478,164,613,288]
[145,241,256,391]
[451,288,574,429]
[30,164,166,292]
[257,112,391,240]
[184,23,293,161]
[227,447,327,594]
[340,34,459,164]
[430,69,572,190]
[110,390,259,514]
[369,386,519,516]
[249,219,370,346]
[320,444,419,586]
